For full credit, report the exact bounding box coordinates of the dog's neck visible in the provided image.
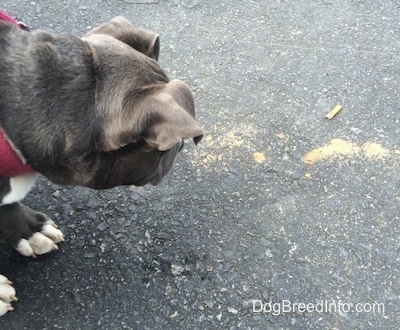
[0,12,33,177]
[0,127,33,177]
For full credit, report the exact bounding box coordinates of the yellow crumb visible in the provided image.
[253,152,266,163]
[325,104,343,120]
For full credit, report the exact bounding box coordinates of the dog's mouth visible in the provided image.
[130,176,159,187]
[130,140,184,187]
[126,172,163,187]
[132,161,175,186]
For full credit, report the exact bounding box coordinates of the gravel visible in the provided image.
[0,0,399,329]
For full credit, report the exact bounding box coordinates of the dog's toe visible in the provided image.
[0,275,17,316]
[0,300,13,316]
[41,221,65,243]
[17,232,61,257]
[0,275,12,286]
[28,232,59,255]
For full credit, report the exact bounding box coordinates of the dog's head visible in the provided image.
[85,16,161,61]
[86,78,203,189]
[74,17,203,189]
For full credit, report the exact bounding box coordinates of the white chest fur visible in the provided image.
[1,172,39,205]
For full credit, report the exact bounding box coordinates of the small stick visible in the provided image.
[325,104,343,120]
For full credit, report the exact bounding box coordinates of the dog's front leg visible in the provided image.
[0,174,64,315]
[0,202,64,257]
[0,201,64,316]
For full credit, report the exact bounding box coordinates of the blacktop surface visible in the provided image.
[0,0,399,329]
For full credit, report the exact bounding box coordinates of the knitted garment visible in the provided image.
[0,128,33,177]
[0,11,34,177]
[0,10,23,28]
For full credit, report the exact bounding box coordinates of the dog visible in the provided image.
[0,15,203,315]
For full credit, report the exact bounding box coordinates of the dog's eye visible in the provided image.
[142,144,155,152]
[118,140,146,152]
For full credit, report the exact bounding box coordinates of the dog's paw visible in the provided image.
[0,203,65,258]
[0,275,17,316]
[16,219,64,258]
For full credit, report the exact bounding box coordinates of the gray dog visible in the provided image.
[0,16,203,314]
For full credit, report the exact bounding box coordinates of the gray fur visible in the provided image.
[0,17,202,252]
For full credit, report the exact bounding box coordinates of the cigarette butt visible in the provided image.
[325,105,343,120]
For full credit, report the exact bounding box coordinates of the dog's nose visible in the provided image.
[178,139,185,152]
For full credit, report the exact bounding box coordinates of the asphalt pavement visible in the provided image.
[1,0,399,329]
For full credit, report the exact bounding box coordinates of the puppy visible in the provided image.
[0,16,203,315]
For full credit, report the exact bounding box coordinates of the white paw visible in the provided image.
[0,275,17,316]
[16,220,64,258]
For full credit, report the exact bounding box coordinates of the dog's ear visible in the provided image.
[85,16,160,60]
[142,80,204,151]
[103,80,203,152]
